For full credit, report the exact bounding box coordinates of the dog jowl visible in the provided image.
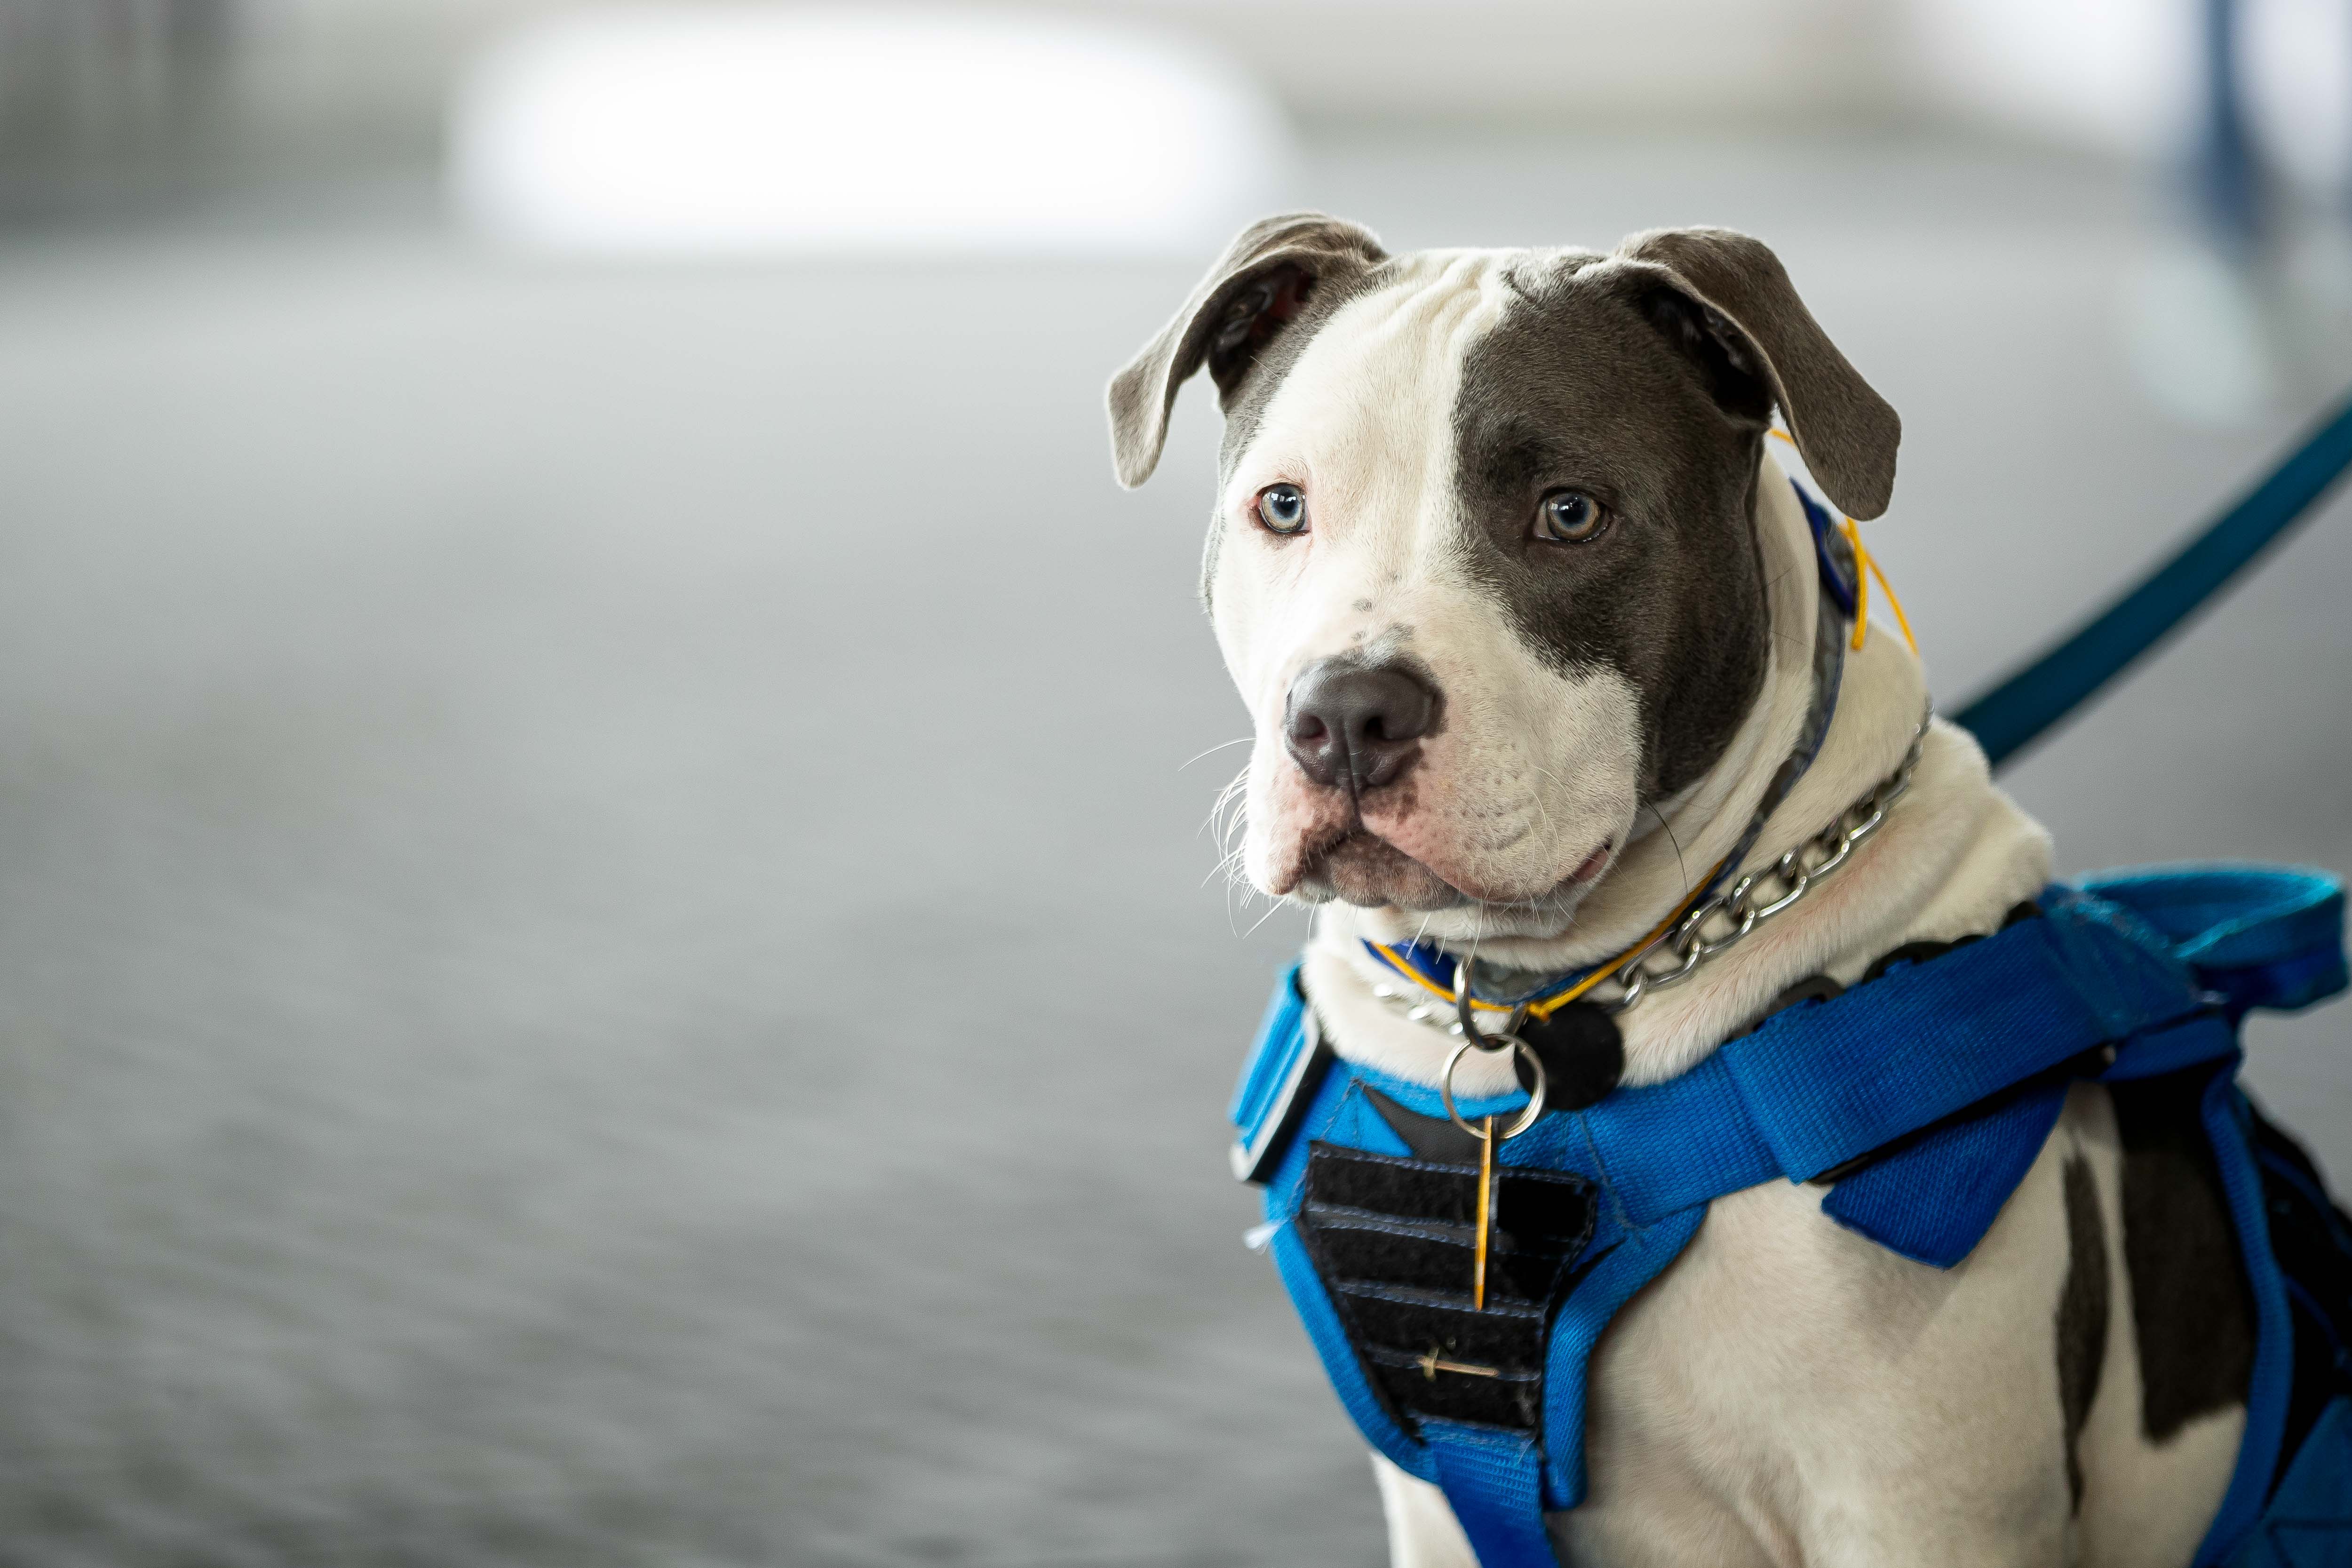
[1107,215,1897,940]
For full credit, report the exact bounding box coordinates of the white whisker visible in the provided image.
[1178,735,1253,772]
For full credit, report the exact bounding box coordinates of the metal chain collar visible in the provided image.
[1367,712,1931,1036]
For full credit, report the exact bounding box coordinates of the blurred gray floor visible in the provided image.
[0,133,2347,1567]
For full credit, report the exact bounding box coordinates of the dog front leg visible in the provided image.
[1371,1453,1480,1568]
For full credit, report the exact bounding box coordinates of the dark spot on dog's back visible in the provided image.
[2056,1153,2109,1510]
[2112,1075,2254,1441]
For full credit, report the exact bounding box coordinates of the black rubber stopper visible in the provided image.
[1512,1001,1624,1111]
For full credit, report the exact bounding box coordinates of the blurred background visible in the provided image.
[1,2,2349,1563]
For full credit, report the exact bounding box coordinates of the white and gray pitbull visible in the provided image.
[1108,215,2256,1568]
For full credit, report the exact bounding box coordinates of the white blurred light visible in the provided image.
[448,5,1295,256]
[1905,0,2199,157]
[1904,0,2350,188]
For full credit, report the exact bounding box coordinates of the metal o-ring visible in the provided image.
[1439,1036,1548,1141]
[1452,959,1527,1048]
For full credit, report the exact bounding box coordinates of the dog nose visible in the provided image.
[1284,659,1439,792]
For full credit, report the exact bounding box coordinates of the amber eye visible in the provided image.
[1534,488,1610,543]
[1256,482,1309,535]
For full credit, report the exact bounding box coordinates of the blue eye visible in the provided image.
[1534,488,1609,543]
[1256,483,1308,535]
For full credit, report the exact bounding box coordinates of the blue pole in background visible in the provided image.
[2197,0,2262,249]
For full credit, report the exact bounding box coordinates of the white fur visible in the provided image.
[1204,253,2241,1565]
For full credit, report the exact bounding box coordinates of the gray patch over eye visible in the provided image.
[1448,251,1772,803]
[1443,231,1899,803]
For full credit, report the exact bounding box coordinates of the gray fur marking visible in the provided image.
[1445,251,1767,803]
[1444,231,1899,803]
[2111,1075,2256,1442]
[2056,1153,2110,1512]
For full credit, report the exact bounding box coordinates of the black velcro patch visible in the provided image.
[1303,1145,1593,1242]
[1297,1140,1595,1435]
[1363,1342,1544,1428]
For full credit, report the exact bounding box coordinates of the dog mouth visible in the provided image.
[1299,832,1463,910]
[1296,831,1613,911]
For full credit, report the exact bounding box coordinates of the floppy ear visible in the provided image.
[1612,227,1900,520]
[1106,212,1388,488]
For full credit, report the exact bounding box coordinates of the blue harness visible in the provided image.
[1230,867,2352,1567]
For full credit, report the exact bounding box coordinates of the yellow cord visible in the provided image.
[1768,430,1917,656]
[1521,879,1713,1019]
[1858,531,1917,654]
[1369,863,1723,1020]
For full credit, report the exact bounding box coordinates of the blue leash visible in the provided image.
[1952,388,2352,769]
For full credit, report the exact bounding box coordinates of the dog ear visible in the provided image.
[1612,227,1900,520]
[1106,212,1388,489]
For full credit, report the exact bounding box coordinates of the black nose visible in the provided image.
[1283,659,1439,792]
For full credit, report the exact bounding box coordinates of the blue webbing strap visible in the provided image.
[2082,865,2350,1017]
[1267,1219,1422,1464]
[1713,887,2196,1181]
[1954,388,2352,770]
[1446,884,2209,1235]
[1532,1206,1708,1509]
[2197,1074,2297,1567]
[1425,1425,1557,1568]
[2221,1399,2352,1567]
[1819,1082,2073,1266]
[1229,969,1310,1132]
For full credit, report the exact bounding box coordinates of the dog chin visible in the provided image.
[1293,833,1468,911]
[1281,834,1619,939]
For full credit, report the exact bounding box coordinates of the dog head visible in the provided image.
[1109,215,1898,940]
